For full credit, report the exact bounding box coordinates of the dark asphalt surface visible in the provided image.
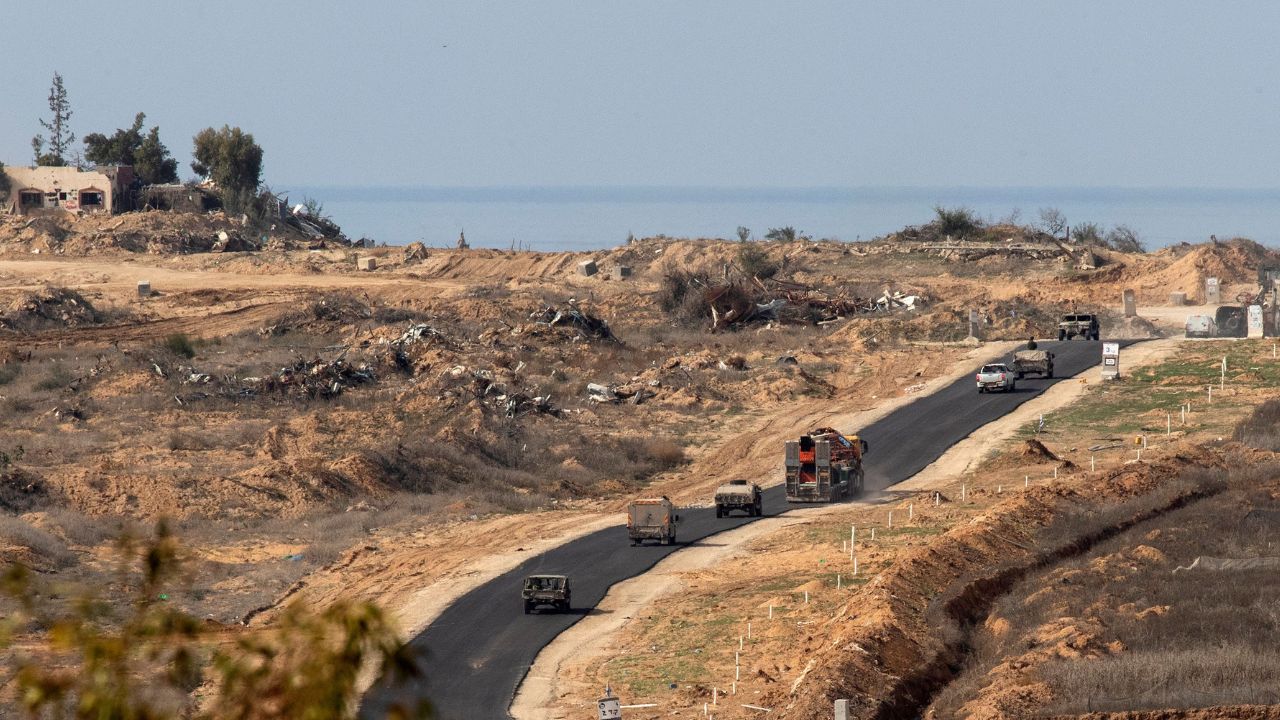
[362,340,1110,719]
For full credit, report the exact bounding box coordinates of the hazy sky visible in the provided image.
[3,1,1279,190]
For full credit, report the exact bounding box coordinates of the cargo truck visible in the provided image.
[784,427,867,503]
[627,497,681,545]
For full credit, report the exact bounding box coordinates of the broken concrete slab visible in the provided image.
[577,259,598,277]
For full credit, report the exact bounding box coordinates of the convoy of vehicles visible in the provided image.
[714,479,762,517]
[521,575,571,614]
[976,363,1017,393]
[783,427,868,503]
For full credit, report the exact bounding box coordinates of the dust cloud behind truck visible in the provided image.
[784,427,868,503]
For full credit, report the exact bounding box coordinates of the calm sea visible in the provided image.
[289,186,1280,252]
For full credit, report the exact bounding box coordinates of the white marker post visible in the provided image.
[962,484,967,502]
[934,492,940,506]
[1167,413,1171,435]
[909,503,914,520]
[887,511,893,529]
[853,555,859,576]
[599,686,622,720]
[1091,455,1096,472]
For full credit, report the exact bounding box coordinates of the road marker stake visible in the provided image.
[768,604,773,619]
[887,511,893,528]
[804,591,809,604]
[1167,413,1171,435]
[962,484,967,502]
[997,485,1002,494]
[1054,466,1058,479]
[837,573,842,589]
[1091,455,1095,471]
[934,492,940,506]
[853,555,858,576]
[747,622,752,639]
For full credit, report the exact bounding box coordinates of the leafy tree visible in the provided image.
[83,112,179,185]
[736,226,751,242]
[1,523,431,719]
[191,126,263,199]
[765,226,809,242]
[932,206,982,237]
[1105,224,1145,253]
[32,72,74,166]
[0,161,10,202]
[1071,221,1104,246]
[1037,207,1067,237]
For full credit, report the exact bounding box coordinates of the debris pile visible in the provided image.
[259,357,375,399]
[503,304,617,343]
[439,364,559,418]
[1,287,101,331]
[173,356,376,404]
[666,272,927,330]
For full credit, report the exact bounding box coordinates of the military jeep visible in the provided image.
[522,574,571,614]
[1057,313,1100,341]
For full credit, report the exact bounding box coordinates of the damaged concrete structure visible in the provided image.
[1,165,134,215]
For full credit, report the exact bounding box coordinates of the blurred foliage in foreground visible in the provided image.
[0,521,431,719]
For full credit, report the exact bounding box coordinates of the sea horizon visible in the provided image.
[284,184,1280,252]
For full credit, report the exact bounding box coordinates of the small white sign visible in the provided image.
[1102,342,1119,356]
[599,697,622,720]
[1104,357,1117,366]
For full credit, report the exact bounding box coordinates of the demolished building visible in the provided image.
[1,165,135,215]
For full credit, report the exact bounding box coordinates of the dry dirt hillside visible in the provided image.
[0,210,1274,714]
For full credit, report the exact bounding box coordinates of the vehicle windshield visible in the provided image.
[526,577,563,590]
[981,365,1007,373]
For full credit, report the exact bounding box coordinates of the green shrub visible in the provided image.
[164,332,196,358]
[737,244,778,279]
[932,206,982,237]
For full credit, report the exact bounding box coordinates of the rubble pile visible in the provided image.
[1,287,101,331]
[526,304,616,342]
[172,355,376,404]
[438,364,559,419]
[672,273,927,331]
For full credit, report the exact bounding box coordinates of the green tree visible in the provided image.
[736,226,751,242]
[1,523,431,720]
[83,112,179,185]
[191,126,263,199]
[765,226,808,242]
[32,72,74,167]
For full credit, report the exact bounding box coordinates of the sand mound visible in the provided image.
[1,287,101,331]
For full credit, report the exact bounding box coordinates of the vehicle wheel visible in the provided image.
[754,502,763,516]
[715,508,723,518]
[1016,372,1024,380]
[1046,369,1054,379]
[524,601,533,615]
[978,387,985,394]
[1058,329,1066,341]
[630,539,639,546]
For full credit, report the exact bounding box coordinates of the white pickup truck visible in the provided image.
[976,363,1017,393]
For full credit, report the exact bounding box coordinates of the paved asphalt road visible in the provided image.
[362,340,1110,719]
